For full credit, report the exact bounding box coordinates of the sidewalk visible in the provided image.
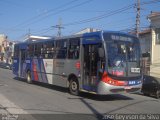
[0,104,8,114]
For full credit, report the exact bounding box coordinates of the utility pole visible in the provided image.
[52,18,64,37]
[135,0,140,37]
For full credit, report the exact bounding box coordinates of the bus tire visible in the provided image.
[156,90,160,99]
[143,93,150,96]
[69,78,79,96]
[27,71,32,84]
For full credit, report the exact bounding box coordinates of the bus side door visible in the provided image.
[82,37,101,92]
[13,45,19,76]
[19,49,27,78]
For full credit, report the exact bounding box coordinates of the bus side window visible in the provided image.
[68,38,80,59]
[39,41,54,59]
[27,44,34,58]
[56,40,67,59]
[41,43,47,58]
[34,43,42,57]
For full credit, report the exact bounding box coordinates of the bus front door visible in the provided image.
[19,49,26,78]
[82,44,99,92]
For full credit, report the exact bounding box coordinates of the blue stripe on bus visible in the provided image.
[83,85,96,92]
[30,58,48,83]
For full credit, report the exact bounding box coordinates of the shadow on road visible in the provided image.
[13,77,68,93]
[12,77,142,120]
[78,92,133,101]
[14,77,133,101]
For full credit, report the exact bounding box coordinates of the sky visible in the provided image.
[0,0,160,41]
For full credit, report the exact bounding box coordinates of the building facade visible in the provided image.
[139,29,151,75]
[0,34,7,45]
[0,34,7,61]
[139,29,152,56]
[0,34,14,64]
[148,12,160,78]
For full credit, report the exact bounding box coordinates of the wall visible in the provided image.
[0,34,6,46]
[139,32,151,54]
[149,13,160,78]
[151,28,160,64]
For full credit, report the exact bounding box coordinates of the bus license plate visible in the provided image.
[128,81,136,85]
[131,68,140,73]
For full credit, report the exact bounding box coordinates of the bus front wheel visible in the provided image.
[156,90,160,99]
[27,71,32,84]
[69,79,79,96]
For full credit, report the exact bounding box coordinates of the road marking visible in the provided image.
[0,94,36,120]
[0,94,28,114]
[0,84,8,87]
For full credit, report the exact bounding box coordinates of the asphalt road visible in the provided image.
[0,68,160,120]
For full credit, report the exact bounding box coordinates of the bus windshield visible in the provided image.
[104,34,141,78]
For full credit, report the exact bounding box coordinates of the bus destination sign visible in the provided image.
[111,35,133,42]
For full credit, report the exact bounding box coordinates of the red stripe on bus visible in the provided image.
[102,71,126,86]
[32,61,38,81]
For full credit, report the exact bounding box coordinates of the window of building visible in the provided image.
[155,28,160,44]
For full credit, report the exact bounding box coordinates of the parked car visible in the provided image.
[0,62,12,70]
[141,75,160,99]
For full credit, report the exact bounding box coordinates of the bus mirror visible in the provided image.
[98,48,104,58]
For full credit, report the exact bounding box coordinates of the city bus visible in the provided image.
[12,31,143,95]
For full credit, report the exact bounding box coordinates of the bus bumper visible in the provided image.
[97,81,142,95]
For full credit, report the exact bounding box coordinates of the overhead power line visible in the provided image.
[17,0,160,37]
[33,0,160,36]
[13,0,94,29]
[61,0,160,27]
[62,4,134,26]
[12,0,79,28]
[141,0,160,5]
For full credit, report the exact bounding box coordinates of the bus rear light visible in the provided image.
[108,79,116,85]
[101,71,108,82]
[75,61,80,69]
[102,71,126,86]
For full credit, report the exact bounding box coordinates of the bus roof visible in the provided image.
[15,30,137,46]
[103,30,137,38]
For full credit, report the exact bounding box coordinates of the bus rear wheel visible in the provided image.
[69,79,79,96]
[27,71,32,84]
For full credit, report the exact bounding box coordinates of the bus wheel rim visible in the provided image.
[71,81,77,91]
[27,72,31,81]
[27,75,30,80]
